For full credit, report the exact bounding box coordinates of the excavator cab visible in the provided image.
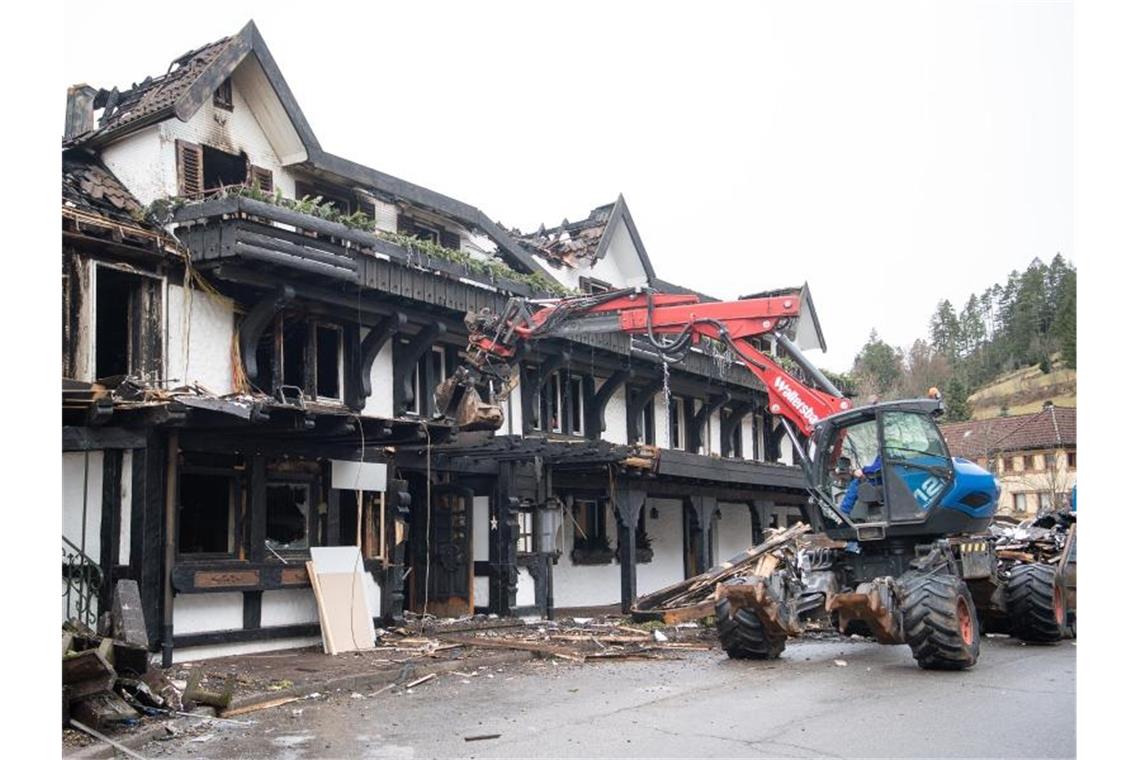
[806,399,998,539]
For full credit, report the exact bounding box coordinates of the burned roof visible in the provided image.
[513,202,614,267]
[83,33,237,142]
[62,150,168,238]
[940,404,1076,460]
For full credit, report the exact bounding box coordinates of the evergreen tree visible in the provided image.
[852,329,904,399]
[1052,267,1077,368]
[943,377,972,422]
[929,300,961,359]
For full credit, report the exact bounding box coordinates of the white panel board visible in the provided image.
[473,496,490,561]
[331,461,388,491]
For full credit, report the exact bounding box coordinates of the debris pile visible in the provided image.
[631,523,820,622]
[990,511,1075,565]
[386,615,715,663]
[62,581,185,734]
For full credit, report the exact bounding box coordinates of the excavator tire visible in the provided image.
[714,577,786,660]
[1006,563,1064,643]
[899,572,980,670]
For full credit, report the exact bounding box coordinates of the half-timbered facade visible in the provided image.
[62,21,822,662]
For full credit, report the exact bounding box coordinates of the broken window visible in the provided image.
[315,324,342,400]
[640,403,656,445]
[669,397,686,450]
[178,454,240,556]
[95,266,132,380]
[213,78,233,110]
[176,140,248,196]
[396,213,461,250]
[259,314,345,402]
[569,500,611,565]
[295,180,359,216]
[539,371,584,435]
[730,418,744,459]
[409,345,449,417]
[266,481,312,551]
[92,264,163,382]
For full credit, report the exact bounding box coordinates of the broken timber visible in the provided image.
[631,522,812,620]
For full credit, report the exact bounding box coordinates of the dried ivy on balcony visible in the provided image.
[147,185,578,298]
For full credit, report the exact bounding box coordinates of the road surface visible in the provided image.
[145,634,1075,759]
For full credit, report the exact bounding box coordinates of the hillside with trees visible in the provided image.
[843,254,1076,421]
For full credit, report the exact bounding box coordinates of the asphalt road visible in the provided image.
[146,635,1075,759]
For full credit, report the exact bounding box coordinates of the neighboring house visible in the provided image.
[940,403,1076,517]
[62,21,825,664]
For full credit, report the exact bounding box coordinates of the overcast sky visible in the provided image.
[61,0,1072,371]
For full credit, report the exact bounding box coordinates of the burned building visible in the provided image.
[62,21,821,663]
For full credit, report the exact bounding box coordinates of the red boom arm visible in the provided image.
[468,291,851,436]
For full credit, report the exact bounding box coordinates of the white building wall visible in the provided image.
[741,414,756,460]
[516,567,537,608]
[172,637,322,664]
[261,589,319,627]
[63,451,104,565]
[361,339,394,419]
[653,393,669,447]
[708,412,721,456]
[119,450,133,565]
[507,372,524,436]
[173,593,244,635]
[602,385,627,445]
[638,499,685,593]
[780,437,794,466]
[166,284,235,394]
[552,505,620,608]
[714,503,754,564]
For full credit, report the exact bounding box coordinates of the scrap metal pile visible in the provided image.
[990,511,1076,566]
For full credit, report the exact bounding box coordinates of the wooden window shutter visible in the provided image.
[175,139,204,197]
[249,165,274,193]
[440,229,461,250]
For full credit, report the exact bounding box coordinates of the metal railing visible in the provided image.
[62,534,102,629]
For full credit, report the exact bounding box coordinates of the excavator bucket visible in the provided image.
[434,372,504,432]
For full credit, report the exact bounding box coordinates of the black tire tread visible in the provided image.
[899,572,980,670]
[714,578,787,660]
[1006,563,1062,643]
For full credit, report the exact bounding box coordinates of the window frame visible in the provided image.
[670,397,686,450]
[213,78,234,111]
[89,262,165,383]
[176,464,242,560]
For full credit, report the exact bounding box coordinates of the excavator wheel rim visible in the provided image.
[957,596,974,646]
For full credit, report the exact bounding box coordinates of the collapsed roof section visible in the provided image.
[62,149,175,252]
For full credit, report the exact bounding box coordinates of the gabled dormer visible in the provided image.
[513,194,657,292]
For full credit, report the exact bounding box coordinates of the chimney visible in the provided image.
[64,84,98,141]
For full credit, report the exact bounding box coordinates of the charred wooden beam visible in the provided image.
[346,312,407,411]
[521,351,570,434]
[585,370,629,440]
[613,487,646,614]
[720,400,756,458]
[238,285,294,384]
[392,321,446,417]
[625,376,664,444]
[687,394,730,454]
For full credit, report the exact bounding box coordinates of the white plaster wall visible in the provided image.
[361,339,394,419]
[602,385,627,445]
[638,498,685,594]
[364,573,382,618]
[261,588,319,627]
[594,219,650,287]
[166,284,235,394]
[741,414,756,460]
[474,577,490,608]
[172,637,322,664]
[552,505,620,608]
[119,450,132,565]
[517,567,537,607]
[780,437,794,466]
[507,373,524,436]
[532,257,578,292]
[715,503,754,565]
[473,496,490,562]
[708,412,721,456]
[654,393,670,447]
[100,126,170,206]
[173,593,244,635]
[63,451,104,562]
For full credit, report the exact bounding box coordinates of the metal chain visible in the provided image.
[661,359,671,445]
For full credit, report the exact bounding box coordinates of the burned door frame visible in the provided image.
[408,482,475,618]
